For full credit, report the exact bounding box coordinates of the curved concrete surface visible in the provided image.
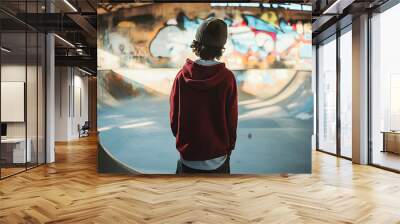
[97,69,313,174]
[97,142,140,174]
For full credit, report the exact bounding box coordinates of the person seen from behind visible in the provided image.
[170,17,238,174]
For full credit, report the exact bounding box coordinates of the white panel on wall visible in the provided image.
[1,82,25,122]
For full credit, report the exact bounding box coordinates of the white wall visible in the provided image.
[1,65,26,141]
[1,65,36,137]
[72,73,89,137]
[1,63,46,164]
[55,66,69,141]
[55,67,89,141]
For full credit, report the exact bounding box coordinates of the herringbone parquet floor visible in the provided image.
[1,136,400,224]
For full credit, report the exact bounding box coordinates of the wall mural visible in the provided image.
[97,3,313,174]
[98,7,311,70]
[149,13,311,69]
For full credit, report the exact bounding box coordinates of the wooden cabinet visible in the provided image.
[382,132,400,154]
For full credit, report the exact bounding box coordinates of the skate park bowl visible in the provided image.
[97,68,313,174]
[97,3,313,174]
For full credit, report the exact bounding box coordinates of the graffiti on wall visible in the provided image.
[97,4,313,173]
[98,7,312,70]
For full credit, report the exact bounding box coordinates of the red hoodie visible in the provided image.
[170,59,238,161]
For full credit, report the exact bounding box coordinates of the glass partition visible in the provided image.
[1,30,28,177]
[0,1,46,179]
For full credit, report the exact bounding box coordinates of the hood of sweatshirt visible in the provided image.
[181,58,228,89]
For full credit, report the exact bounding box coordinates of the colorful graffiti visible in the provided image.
[97,4,313,174]
[98,4,311,70]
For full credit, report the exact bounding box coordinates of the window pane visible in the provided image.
[340,30,352,158]
[371,3,400,171]
[318,38,337,154]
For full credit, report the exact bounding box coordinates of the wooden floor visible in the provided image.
[0,167,26,178]
[1,136,400,224]
[373,151,400,171]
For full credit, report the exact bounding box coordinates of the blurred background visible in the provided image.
[97,3,313,174]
